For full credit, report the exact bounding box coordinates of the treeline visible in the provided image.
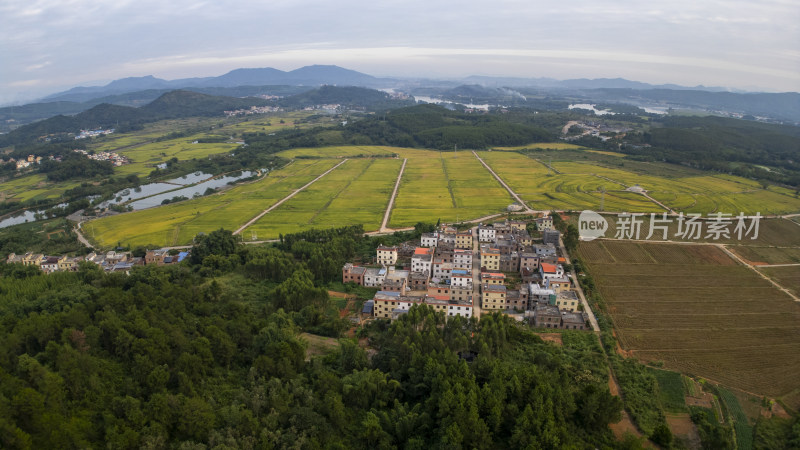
[0,240,625,447]
[618,116,800,188]
[244,104,554,151]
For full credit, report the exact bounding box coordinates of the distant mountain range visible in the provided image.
[1,64,798,134]
[42,65,392,103]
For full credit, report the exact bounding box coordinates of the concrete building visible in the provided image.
[432,260,453,281]
[556,290,580,312]
[533,243,557,257]
[451,269,473,288]
[481,284,507,311]
[411,248,433,273]
[421,233,438,247]
[478,226,496,243]
[480,272,505,286]
[409,271,430,291]
[453,249,473,269]
[342,263,366,285]
[456,231,473,249]
[542,229,561,246]
[561,312,587,330]
[363,267,387,287]
[480,246,500,271]
[533,304,562,328]
[535,216,554,231]
[377,246,399,266]
[450,286,473,303]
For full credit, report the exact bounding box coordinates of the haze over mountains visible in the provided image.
[2,65,799,133]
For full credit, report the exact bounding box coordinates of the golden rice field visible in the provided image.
[85,145,800,247]
[87,159,340,247]
[245,158,399,238]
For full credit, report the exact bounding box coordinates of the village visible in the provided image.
[6,216,593,331]
[6,248,188,274]
[344,217,592,330]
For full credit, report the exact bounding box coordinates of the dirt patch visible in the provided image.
[535,333,563,346]
[667,413,701,450]
[339,299,355,318]
[685,393,713,409]
[299,332,340,361]
[327,290,353,298]
[770,401,791,419]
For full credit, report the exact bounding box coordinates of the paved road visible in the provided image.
[472,151,533,212]
[379,158,407,232]
[233,159,348,235]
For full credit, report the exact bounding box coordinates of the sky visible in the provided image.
[1,0,798,105]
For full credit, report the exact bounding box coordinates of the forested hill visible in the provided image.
[0,227,622,448]
[615,115,800,187]
[0,91,270,146]
[245,104,554,151]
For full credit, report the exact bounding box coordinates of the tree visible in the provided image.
[190,228,241,264]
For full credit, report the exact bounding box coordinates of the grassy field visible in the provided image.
[86,159,340,247]
[579,240,800,403]
[245,158,397,238]
[649,368,688,413]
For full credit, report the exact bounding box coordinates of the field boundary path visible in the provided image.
[717,243,800,302]
[233,159,348,235]
[472,151,533,212]
[380,158,407,232]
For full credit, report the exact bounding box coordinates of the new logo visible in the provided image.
[578,210,608,241]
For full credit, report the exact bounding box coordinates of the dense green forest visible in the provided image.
[1,226,629,449]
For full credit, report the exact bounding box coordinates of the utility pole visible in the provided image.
[600,186,606,212]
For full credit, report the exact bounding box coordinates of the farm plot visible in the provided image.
[87,159,339,247]
[579,240,800,400]
[441,153,512,217]
[759,266,800,297]
[0,174,82,202]
[278,145,402,159]
[112,136,239,177]
[246,158,390,238]
[388,155,462,227]
[728,246,800,265]
[586,216,800,248]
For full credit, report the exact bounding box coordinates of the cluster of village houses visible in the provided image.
[73,149,129,166]
[343,217,589,330]
[6,248,187,274]
[4,154,51,170]
[74,128,115,140]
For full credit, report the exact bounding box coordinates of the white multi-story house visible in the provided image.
[453,249,473,269]
[451,269,473,288]
[421,233,438,247]
[364,267,387,287]
[411,248,433,274]
[478,226,496,243]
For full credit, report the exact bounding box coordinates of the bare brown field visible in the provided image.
[729,246,800,265]
[580,240,800,401]
[759,266,800,297]
[572,216,800,248]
